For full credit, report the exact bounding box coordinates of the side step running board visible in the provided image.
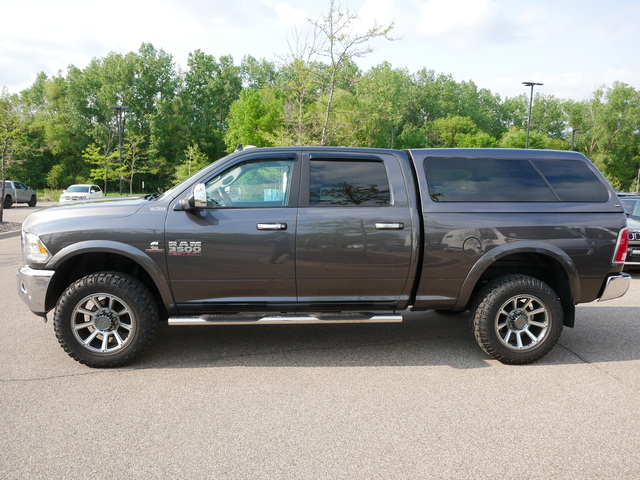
[168,312,403,326]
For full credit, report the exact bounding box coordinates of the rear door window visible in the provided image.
[309,160,391,206]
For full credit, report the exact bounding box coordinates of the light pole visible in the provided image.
[110,105,130,194]
[522,81,543,149]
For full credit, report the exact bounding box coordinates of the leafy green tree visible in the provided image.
[122,134,148,194]
[19,73,86,188]
[126,44,179,191]
[355,63,410,147]
[180,50,242,158]
[457,132,499,148]
[565,83,640,189]
[6,26,640,197]
[278,58,324,146]
[64,55,128,185]
[502,95,529,130]
[282,0,394,146]
[531,94,567,139]
[308,0,394,145]
[224,87,284,150]
[428,115,479,147]
[0,88,29,220]
[499,127,546,149]
[62,43,180,192]
[85,143,118,192]
[394,123,427,148]
[503,93,567,140]
[173,144,210,184]
[456,81,505,137]
[240,56,279,90]
[46,164,74,189]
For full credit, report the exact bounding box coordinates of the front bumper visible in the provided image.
[16,266,55,317]
[598,272,631,302]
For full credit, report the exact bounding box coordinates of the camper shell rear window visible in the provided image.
[425,157,609,202]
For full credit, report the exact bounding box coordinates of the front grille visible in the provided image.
[628,231,640,241]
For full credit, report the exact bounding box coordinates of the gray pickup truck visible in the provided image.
[17,147,630,367]
[2,180,37,208]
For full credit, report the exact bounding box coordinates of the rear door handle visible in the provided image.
[257,223,288,231]
[375,222,404,230]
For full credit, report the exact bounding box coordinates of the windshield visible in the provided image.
[67,185,91,193]
[621,198,640,220]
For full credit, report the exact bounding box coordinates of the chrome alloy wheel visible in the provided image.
[495,294,549,351]
[71,293,135,353]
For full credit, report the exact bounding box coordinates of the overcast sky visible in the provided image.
[2,0,639,100]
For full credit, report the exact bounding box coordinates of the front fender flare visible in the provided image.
[46,240,174,310]
[454,241,580,310]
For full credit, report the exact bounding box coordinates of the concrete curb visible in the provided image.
[0,229,21,240]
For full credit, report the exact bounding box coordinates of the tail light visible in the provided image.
[613,228,628,264]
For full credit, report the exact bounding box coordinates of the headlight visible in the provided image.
[22,232,52,263]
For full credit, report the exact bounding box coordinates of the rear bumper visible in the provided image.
[16,266,54,317]
[598,272,631,302]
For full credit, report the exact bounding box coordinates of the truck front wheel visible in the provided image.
[54,272,158,368]
[4,195,12,209]
[472,274,563,365]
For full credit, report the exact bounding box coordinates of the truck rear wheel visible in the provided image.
[472,274,563,364]
[4,195,12,209]
[54,272,158,368]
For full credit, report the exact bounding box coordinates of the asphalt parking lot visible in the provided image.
[1,204,640,479]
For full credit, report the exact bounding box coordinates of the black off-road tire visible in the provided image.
[28,195,37,207]
[54,272,158,368]
[3,195,12,209]
[471,274,563,365]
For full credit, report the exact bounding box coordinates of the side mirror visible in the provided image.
[179,183,207,212]
[193,183,207,208]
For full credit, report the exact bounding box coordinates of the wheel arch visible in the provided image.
[455,241,579,327]
[45,241,173,317]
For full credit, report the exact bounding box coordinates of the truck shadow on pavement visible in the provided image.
[138,306,640,370]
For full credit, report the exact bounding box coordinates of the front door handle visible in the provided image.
[375,222,404,230]
[257,223,288,231]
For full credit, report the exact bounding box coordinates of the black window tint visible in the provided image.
[309,160,391,206]
[425,157,557,202]
[532,159,609,202]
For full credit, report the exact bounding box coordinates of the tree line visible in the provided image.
[2,2,640,196]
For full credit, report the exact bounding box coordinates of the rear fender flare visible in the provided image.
[454,241,580,310]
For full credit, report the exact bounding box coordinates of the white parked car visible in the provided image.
[59,184,104,203]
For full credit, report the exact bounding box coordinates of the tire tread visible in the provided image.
[53,272,157,368]
[472,274,563,365]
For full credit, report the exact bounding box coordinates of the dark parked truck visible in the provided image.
[17,148,631,367]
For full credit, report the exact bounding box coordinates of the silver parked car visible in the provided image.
[619,194,640,269]
[2,180,37,208]
[59,184,104,203]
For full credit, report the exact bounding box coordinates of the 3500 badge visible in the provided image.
[168,241,202,256]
